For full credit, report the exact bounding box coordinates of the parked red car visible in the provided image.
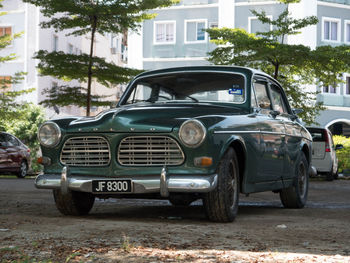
[0,132,31,178]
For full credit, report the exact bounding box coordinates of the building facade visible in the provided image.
[0,0,127,118]
[128,0,350,136]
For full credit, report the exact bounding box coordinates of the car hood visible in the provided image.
[55,103,246,133]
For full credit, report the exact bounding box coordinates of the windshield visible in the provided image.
[122,72,246,105]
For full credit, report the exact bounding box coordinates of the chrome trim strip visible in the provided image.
[214,130,308,140]
[214,130,260,134]
[35,173,218,194]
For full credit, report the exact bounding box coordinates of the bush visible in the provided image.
[333,135,350,174]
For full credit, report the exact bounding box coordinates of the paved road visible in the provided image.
[0,177,350,262]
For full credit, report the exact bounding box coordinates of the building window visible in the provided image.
[345,20,350,43]
[185,19,207,43]
[346,77,350,95]
[322,17,340,42]
[53,35,59,51]
[0,26,12,36]
[323,85,336,94]
[248,16,272,35]
[154,21,176,44]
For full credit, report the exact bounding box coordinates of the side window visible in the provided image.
[0,133,6,146]
[5,134,19,146]
[269,84,288,114]
[126,84,152,104]
[251,85,258,108]
[254,81,272,113]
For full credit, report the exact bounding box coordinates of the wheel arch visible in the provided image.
[221,137,246,193]
[301,141,311,165]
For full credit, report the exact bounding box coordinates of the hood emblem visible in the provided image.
[150,128,156,131]
[130,128,135,131]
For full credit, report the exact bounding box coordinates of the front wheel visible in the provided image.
[280,152,309,208]
[203,147,240,222]
[53,189,95,216]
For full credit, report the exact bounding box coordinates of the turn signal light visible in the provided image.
[194,157,213,167]
[37,156,51,165]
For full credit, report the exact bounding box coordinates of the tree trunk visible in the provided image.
[86,15,97,117]
[274,63,279,80]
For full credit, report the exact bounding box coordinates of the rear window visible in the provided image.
[307,128,326,142]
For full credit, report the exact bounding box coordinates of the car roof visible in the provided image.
[135,65,272,79]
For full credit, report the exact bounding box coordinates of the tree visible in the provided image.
[0,0,32,124]
[23,0,178,116]
[206,0,344,124]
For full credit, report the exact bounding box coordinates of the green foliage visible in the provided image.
[23,0,178,116]
[35,50,142,86]
[310,45,350,88]
[3,104,46,173]
[22,0,179,36]
[0,0,33,121]
[206,0,336,125]
[333,135,350,174]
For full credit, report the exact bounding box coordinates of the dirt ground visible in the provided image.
[0,177,350,263]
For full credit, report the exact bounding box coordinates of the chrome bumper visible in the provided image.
[35,167,218,197]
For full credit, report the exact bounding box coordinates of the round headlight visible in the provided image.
[179,119,206,148]
[38,122,61,147]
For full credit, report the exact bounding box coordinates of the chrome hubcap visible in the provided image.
[21,162,26,177]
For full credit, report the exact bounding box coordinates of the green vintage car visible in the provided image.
[36,66,312,222]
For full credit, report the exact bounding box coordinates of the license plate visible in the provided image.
[92,180,132,193]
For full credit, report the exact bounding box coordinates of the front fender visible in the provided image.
[219,135,247,161]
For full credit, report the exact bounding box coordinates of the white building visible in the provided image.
[128,0,350,136]
[0,0,127,117]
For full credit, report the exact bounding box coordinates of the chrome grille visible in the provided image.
[60,136,110,166]
[118,136,184,166]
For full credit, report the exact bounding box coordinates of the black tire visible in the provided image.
[333,168,339,180]
[326,166,334,181]
[203,147,240,222]
[16,161,27,178]
[280,152,309,208]
[53,189,95,216]
[169,194,197,206]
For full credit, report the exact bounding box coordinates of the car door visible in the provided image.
[5,134,22,168]
[269,82,302,180]
[253,78,286,183]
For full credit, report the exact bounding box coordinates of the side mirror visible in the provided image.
[292,108,303,115]
[335,144,344,151]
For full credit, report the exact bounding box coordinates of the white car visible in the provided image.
[307,127,339,181]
